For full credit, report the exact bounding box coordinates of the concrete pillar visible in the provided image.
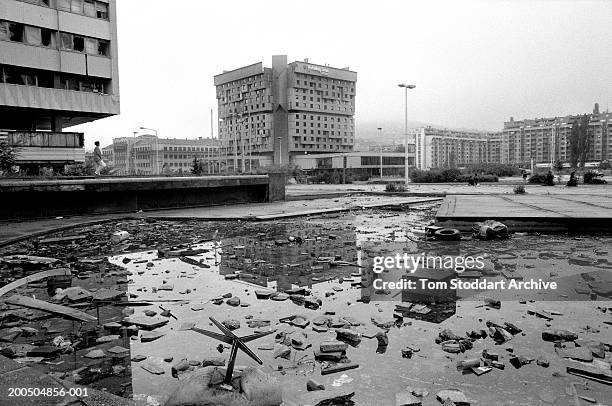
[50,115,63,132]
[272,55,289,166]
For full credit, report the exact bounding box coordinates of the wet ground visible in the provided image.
[1,203,611,406]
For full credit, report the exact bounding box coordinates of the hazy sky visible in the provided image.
[73,0,612,148]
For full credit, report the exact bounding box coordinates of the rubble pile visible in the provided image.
[0,207,611,405]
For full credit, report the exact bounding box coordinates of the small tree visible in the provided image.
[0,141,20,175]
[569,115,590,168]
[553,160,564,172]
[191,157,203,175]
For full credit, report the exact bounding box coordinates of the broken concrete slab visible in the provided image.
[335,328,361,345]
[4,294,96,323]
[436,389,470,406]
[566,361,612,385]
[123,315,169,329]
[306,378,325,391]
[273,344,291,359]
[556,346,593,362]
[141,362,165,375]
[84,349,105,359]
[255,290,275,299]
[131,354,147,362]
[298,388,355,406]
[575,339,606,358]
[396,391,422,406]
[226,297,241,306]
[96,334,120,343]
[141,331,165,343]
[201,357,225,367]
[314,349,344,362]
[320,363,359,375]
[222,319,240,330]
[92,288,125,302]
[320,341,348,353]
[108,346,130,356]
[542,330,578,342]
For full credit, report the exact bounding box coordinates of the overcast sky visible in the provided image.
[73,0,612,148]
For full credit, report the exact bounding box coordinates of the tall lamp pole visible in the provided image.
[398,84,415,185]
[377,127,383,179]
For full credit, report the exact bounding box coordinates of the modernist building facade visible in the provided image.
[501,103,612,165]
[103,135,218,176]
[0,0,119,168]
[414,127,501,170]
[293,151,412,178]
[214,55,356,168]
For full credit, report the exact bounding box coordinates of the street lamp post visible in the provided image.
[377,127,383,179]
[398,84,415,185]
[277,137,283,165]
[140,126,159,175]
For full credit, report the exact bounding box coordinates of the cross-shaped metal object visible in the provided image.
[191,317,275,385]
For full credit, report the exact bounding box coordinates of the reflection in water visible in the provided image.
[2,204,611,406]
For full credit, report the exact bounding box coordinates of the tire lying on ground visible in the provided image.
[434,228,462,241]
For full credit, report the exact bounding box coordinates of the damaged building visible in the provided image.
[214,55,357,169]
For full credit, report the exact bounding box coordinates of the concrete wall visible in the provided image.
[0,175,285,219]
[0,83,120,114]
[267,172,286,202]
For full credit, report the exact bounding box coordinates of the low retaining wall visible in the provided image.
[0,175,285,219]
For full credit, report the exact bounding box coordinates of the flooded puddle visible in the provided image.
[1,203,611,405]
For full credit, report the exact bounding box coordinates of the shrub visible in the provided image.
[457,174,498,183]
[599,161,611,170]
[464,163,520,177]
[309,169,356,184]
[385,182,406,192]
[0,141,20,175]
[528,173,548,184]
[583,170,607,184]
[410,168,498,183]
[513,185,526,194]
[409,168,461,183]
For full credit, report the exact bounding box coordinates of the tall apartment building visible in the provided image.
[501,103,612,165]
[414,127,500,170]
[105,135,219,176]
[0,0,119,168]
[214,55,356,168]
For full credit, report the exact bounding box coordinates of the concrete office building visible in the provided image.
[0,0,119,168]
[104,135,218,176]
[414,127,500,170]
[501,103,612,165]
[214,55,357,169]
[293,151,412,178]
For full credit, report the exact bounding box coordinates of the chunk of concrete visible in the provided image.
[335,328,362,345]
[396,391,422,406]
[298,388,354,406]
[165,366,282,406]
[320,341,348,353]
[306,378,325,391]
[436,389,470,405]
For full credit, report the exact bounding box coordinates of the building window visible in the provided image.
[60,32,73,50]
[73,35,84,52]
[84,0,96,17]
[71,0,83,14]
[6,22,25,42]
